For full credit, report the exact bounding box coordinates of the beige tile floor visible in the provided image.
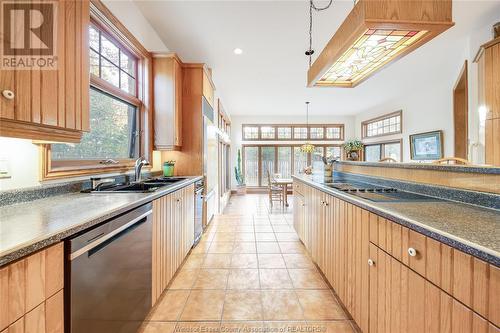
[140,194,357,333]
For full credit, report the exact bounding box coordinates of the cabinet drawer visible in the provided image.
[0,243,64,331]
[370,217,500,327]
[293,181,304,195]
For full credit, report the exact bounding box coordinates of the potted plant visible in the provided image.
[344,140,364,161]
[234,149,246,195]
[163,160,176,177]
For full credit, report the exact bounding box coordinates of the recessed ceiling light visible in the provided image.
[233,48,243,55]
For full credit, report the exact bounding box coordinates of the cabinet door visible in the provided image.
[153,55,183,150]
[0,0,89,142]
[293,192,305,242]
[202,70,214,107]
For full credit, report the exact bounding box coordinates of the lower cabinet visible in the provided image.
[0,243,64,333]
[293,179,499,333]
[369,244,498,333]
[152,184,195,304]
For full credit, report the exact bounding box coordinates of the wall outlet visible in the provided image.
[0,159,11,179]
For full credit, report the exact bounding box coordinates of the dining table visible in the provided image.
[273,178,293,206]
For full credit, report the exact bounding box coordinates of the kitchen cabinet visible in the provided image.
[152,184,195,304]
[153,54,183,150]
[0,243,64,333]
[202,70,215,108]
[293,178,499,332]
[0,0,90,143]
[476,37,500,166]
[162,64,215,176]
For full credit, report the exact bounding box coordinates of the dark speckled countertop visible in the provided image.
[293,174,500,267]
[0,176,202,267]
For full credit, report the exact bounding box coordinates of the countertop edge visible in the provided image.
[0,176,203,267]
[292,175,500,267]
[337,161,500,174]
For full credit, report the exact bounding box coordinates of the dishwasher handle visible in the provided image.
[70,210,152,260]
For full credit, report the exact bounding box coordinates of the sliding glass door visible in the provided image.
[243,144,341,187]
[277,147,292,178]
[261,146,276,186]
[243,146,259,186]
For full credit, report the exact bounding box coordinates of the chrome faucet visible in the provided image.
[134,157,150,182]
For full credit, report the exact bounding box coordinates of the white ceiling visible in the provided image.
[134,0,500,116]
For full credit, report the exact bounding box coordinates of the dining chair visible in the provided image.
[267,171,283,207]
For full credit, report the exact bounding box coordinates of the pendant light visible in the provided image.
[300,102,315,153]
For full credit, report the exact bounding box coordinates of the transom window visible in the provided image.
[242,124,344,141]
[362,111,402,138]
[243,126,259,140]
[89,25,137,95]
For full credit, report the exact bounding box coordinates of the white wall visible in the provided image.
[354,18,499,163]
[0,1,168,191]
[229,114,355,189]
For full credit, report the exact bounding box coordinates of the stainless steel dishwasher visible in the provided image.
[194,180,204,246]
[67,203,152,333]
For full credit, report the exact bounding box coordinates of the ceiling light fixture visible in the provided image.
[233,48,243,55]
[300,102,315,153]
[307,0,454,88]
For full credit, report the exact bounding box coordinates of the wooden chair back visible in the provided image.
[432,157,471,165]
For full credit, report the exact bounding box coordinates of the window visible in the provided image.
[310,127,324,139]
[364,140,402,162]
[362,111,402,138]
[277,147,292,178]
[52,88,139,160]
[326,126,342,139]
[243,126,259,140]
[293,127,308,139]
[260,126,276,139]
[277,127,292,139]
[244,147,259,186]
[242,144,341,187]
[41,2,152,180]
[89,25,137,95]
[242,124,344,141]
[260,146,276,186]
[326,146,342,159]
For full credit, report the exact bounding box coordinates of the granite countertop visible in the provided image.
[338,161,500,174]
[0,176,203,266]
[293,174,500,267]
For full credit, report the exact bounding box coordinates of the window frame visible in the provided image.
[361,110,402,139]
[241,143,343,188]
[40,0,153,180]
[242,124,345,141]
[363,139,403,162]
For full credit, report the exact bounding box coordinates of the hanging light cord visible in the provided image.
[306,0,333,67]
[305,101,310,126]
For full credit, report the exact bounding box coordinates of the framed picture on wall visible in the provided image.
[409,130,443,160]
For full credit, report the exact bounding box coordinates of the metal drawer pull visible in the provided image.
[2,90,14,100]
[368,259,375,266]
[408,247,417,257]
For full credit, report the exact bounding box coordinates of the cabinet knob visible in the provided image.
[368,259,375,266]
[2,90,14,100]
[408,247,417,257]
[324,201,329,206]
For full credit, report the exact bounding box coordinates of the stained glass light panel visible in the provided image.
[318,29,428,86]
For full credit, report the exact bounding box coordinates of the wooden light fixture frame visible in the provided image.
[308,0,454,88]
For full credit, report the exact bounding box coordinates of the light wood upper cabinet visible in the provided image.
[477,37,500,166]
[0,0,90,143]
[202,70,215,108]
[153,54,183,150]
[0,243,64,333]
